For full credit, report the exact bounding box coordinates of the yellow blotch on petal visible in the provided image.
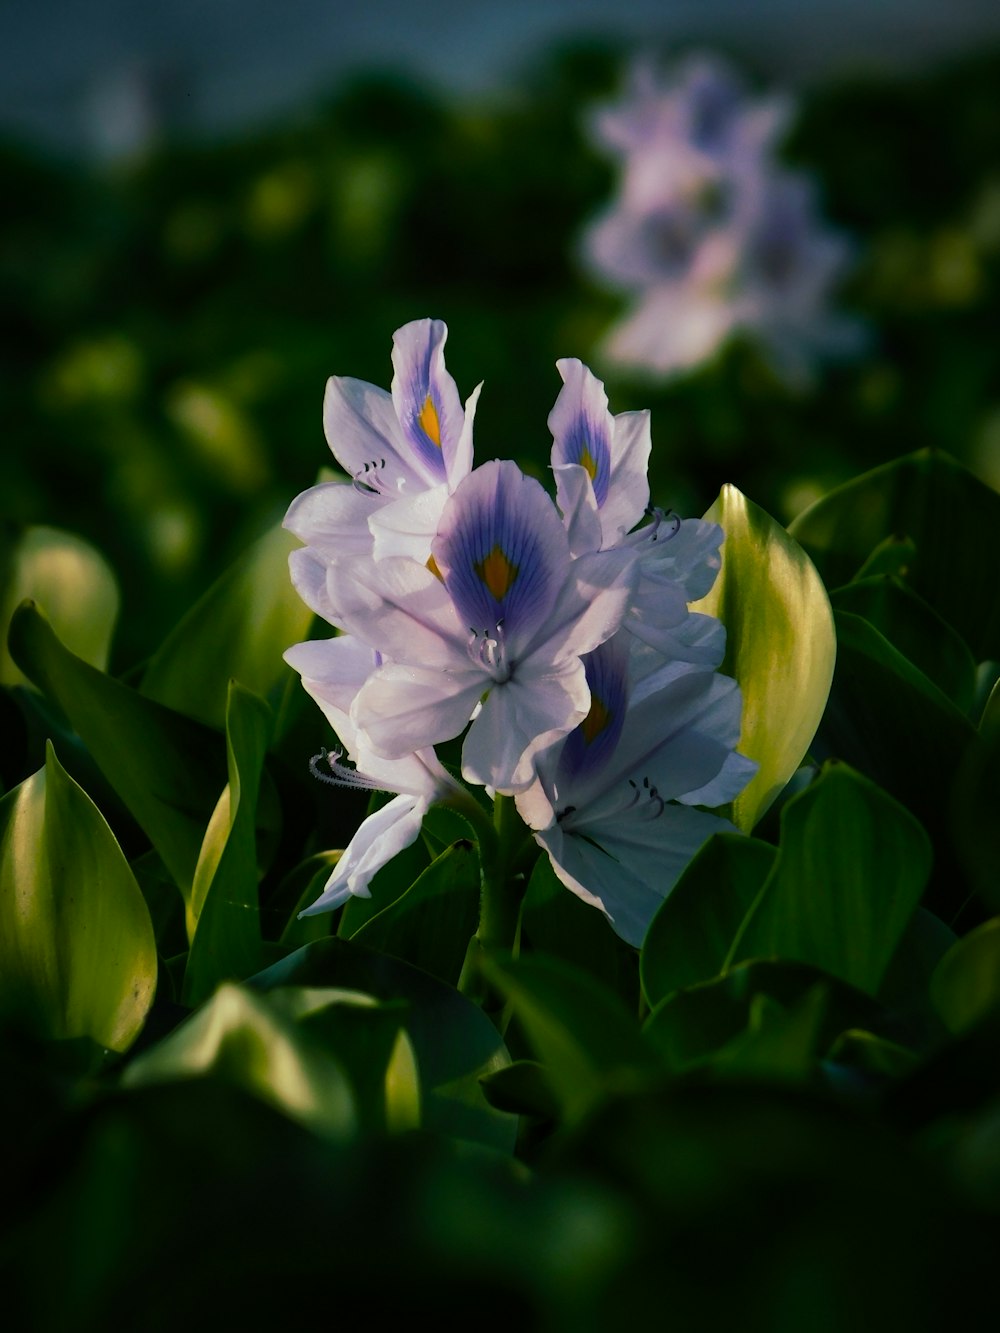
[475,545,519,601]
[418,395,442,447]
[426,553,444,580]
[581,694,612,745]
[578,446,598,483]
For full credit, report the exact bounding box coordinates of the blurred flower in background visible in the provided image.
[583,54,865,385]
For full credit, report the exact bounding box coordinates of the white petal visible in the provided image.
[368,483,450,563]
[299,794,430,914]
[284,481,381,560]
[355,663,484,760]
[553,463,602,557]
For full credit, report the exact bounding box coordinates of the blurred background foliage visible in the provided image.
[3,40,1000,669]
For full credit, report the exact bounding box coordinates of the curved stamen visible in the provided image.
[352,458,392,496]
[309,748,386,792]
[625,775,665,817]
[644,505,682,543]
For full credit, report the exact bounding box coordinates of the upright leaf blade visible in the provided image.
[732,763,932,996]
[0,743,157,1052]
[141,525,313,730]
[641,833,778,1006]
[183,682,271,1005]
[693,484,835,831]
[789,449,1000,662]
[7,601,225,894]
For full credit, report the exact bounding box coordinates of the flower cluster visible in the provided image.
[284,319,755,946]
[583,54,864,385]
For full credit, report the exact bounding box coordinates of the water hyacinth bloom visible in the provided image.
[516,635,756,946]
[549,357,726,663]
[284,319,481,598]
[583,53,861,384]
[324,459,637,793]
[283,633,464,913]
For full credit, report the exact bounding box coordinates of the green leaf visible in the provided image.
[183,683,271,1006]
[250,937,515,1152]
[286,990,421,1134]
[789,449,1000,662]
[0,743,157,1052]
[7,601,226,894]
[643,959,881,1074]
[479,1059,559,1120]
[479,952,657,1120]
[732,763,932,995]
[352,839,481,986]
[692,484,835,831]
[140,524,314,730]
[265,852,341,947]
[830,575,977,714]
[952,680,1000,912]
[123,982,357,1140]
[1,526,119,686]
[853,534,918,582]
[641,832,777,1007]
[931,919,1000,1033]
[827,1030,919,1079]
[821,611,975,841]
[520,853,618,988]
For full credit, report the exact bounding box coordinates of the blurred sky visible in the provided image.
[3,0,1000,158]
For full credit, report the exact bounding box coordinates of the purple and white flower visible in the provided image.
[548,357,726,663]
[516,635,756,946]
[323,459,637,793]
[583,53,862,385]
[283,633,464,912]
[284,319,480,596]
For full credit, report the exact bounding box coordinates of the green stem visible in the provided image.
[456,793,529,1010]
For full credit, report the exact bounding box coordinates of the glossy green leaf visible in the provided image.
[0,526,119,686]
[250,937,515,1151]
[931,919,1000,1033]
[7,601,225,894]
[789,449,1000,662]
[0,742,156,1051]
[830,575,977,714]
[264,852,341,947]
[140,524,314,731]
[731,762,932,995]
[641,832,777,1006]
[520,853,618,988]
[183,682,271,1006]
[123,982,357,1139]
[352,839,480,986]
[283,989,421,1134]
[953,680,1000,912]
[479,1059,559,1120]
[643,959,881,1074]
[692,484,835,831]
[821,611,975,844]
[854,534,918,582]
[479,952,657,1120]
[828,1030,919,1079]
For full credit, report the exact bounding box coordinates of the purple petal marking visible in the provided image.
[432,460,568,644]
[390,319,464,484]
[548,359,614,508]
[558,636,630,786]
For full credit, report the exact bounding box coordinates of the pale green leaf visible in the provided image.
[692,484,835,831]
[0,742,157,1051]
[1,526,119,686]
